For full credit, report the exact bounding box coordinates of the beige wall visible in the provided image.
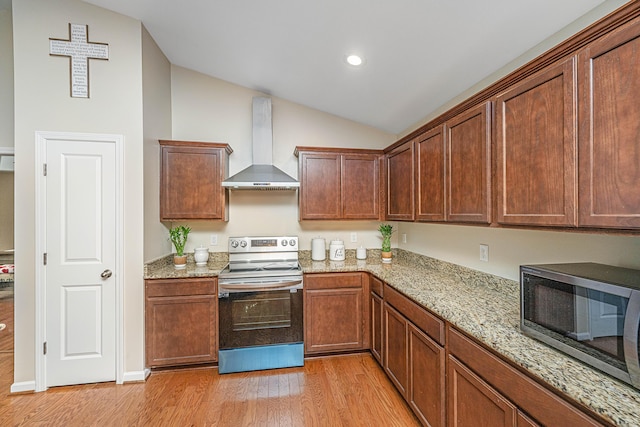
[0,7,13,148]
[399,223,640,281]
[142,26,172,261]
[165,66,397,257]
[13,0,145,386]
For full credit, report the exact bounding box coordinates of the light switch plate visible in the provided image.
[350,232,357,243]
[210,234,218,246]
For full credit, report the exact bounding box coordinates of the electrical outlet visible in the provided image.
[350,232,357,243]
[479,244,489,262]
[210,234,218,246]
[402,233,407,243]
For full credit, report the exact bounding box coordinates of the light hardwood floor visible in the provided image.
[0,294,419,426]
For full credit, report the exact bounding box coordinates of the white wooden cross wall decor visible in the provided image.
[49,23,109,98]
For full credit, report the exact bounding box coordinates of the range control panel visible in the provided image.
[228,236,298,253]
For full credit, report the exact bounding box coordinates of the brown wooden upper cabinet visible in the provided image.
[415,102,491,223]
[415,126,446,221]
[578,15,640,229]
[386,140,415,221]
[495,57,577,227]
[296,147,382,220]
[160,140,232,221]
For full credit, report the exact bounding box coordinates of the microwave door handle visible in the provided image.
[219,279,302,292]
[623,290,640,386]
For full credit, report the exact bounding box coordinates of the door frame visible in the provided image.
[34,130,124,391]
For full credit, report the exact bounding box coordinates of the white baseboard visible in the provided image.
[122,369,149,383]
[11,380,36,393]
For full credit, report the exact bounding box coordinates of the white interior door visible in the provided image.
[45,138,116,387]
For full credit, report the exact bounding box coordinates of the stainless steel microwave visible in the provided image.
[520,263,640,389]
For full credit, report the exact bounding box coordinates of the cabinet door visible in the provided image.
[342,154,380,219]
[447,356,517,427]
[145,294,217,367]
[386,141,415,221]
[304,273,365,354]
[299,152,341,219]
[371,291,384,365]
[416,126,446,221]
[495,57,577,227]
[409,324,445,427]
[446,102,491,224]
[578,16,640,228]
[160,142,228,220]
[383,303,409,397]
[304,287,364,354]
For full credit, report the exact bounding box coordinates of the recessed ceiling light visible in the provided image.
[345,54,364,67]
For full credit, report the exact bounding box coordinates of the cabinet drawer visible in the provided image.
[448,327,603,427]
[304,272,363,290]
[146,277,217,297]
[384,284,444,345]
[370,275,384,297]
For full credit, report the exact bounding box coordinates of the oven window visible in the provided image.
[231,292,291,331]
[219,289,303,350]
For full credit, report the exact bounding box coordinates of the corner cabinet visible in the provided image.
[385,140,415,221]
[295,147,382,220]
[145,277,218,368]
[578,15,640,229]
[159,140,232,221]
[303,272,370,354]
[495,57,577,227]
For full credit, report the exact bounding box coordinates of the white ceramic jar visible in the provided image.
[329,240,345,261]
[194,247,209,266]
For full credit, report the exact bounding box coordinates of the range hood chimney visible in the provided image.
[222,97,299,190]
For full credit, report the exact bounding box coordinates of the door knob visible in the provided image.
[101,269,113,279]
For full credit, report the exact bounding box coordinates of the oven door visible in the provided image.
[218,277,303,374]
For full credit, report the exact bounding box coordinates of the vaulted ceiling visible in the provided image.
[83,0,608,134]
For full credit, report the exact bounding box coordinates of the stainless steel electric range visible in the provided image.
[217,236,303,374]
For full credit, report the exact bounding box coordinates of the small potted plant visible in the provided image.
[169,225,191,269]
[378,223,394,263]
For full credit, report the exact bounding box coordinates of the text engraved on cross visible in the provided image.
[49,23,109,98]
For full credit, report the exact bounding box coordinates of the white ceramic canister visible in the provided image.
[329,239,345,261]
[356,246,367,260]
[311,237,326,261]
[194,246,209,266]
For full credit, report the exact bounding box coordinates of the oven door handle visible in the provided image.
[218,279,303,292]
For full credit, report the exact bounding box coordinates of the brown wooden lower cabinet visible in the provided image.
[384,295,445,427]
[384,303,409,395]
[447,355,517,427]
[145,277,218,368]
[447,327,604,427]
[304,272,369,354]
[409,323,446,427]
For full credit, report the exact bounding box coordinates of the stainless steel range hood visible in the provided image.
[222,97,299,190]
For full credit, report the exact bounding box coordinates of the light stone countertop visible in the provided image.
[144,249,640,426]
